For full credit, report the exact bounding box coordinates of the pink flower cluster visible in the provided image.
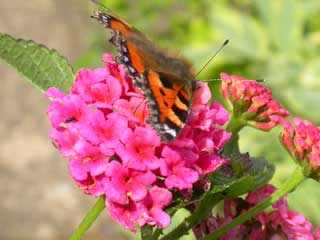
[194,185,320,240]
[220,73,290,130]
[46,54,231,231]
[281,118,320,179]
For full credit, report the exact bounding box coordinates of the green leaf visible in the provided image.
[0,33,74,93]
[210,153,275,198]
[161,209,195,240]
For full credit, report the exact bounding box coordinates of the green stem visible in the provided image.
[226,113,245,134]
[200,167,306,240]
[223,113,246,155]
[223,132,240,155]
[159,193,224,240]
[70,196,106,240]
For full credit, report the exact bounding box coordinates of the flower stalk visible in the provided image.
[223,113,245,155]
[226,113,246,134]
[70,196,106,240]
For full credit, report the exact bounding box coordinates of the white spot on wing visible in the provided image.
[165,129,177,137]
[162,124,177,137]
[123,56,129,63]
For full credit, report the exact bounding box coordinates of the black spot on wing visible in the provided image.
[161,132,175,142]
[164,118,181,130]
[160,76,173,89]
[160,88,166,96]
[172,104,188,122]
[178,91,190,109]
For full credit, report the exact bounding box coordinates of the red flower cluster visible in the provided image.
[220,73,289,130]
[46,54,231,231]
[281,118,320,179]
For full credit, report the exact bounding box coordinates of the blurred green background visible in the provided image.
[1,0,320,239]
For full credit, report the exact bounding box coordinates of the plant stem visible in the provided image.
[222,112,246,156]
[159,192,224,240]
[226,113,245,134]
[200,167,306,240]
[223,132,240,155]
[70,196,106,240]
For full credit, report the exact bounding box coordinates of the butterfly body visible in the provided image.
[93,11,195,142]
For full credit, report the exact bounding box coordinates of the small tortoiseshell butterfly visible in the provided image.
[92,7,196,142]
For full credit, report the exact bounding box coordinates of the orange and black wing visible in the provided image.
[92,11,195,142]
[92,12,147,81]
[92,12,195,82]
[142,70,193,142]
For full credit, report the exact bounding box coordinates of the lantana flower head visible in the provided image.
[220,73,290,130]
[193,184,318,240]
[280,118,320,180]
[46,54,231,231]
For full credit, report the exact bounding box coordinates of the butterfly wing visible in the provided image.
[93,11,195,142]
[142,70,194,142]
[93,12,195,81]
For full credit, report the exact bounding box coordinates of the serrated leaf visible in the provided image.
[223,176,255,198]
[0,33,74,93]
[210,173,255,199]
[210,154,275,198]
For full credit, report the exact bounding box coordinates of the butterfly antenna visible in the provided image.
[202,78,265,83]
[254,79,265,83]
[195,39,229,78]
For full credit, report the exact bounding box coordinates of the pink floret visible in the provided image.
[46,54,231,232]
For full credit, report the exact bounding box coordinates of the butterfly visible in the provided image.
[92,6,196,142]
